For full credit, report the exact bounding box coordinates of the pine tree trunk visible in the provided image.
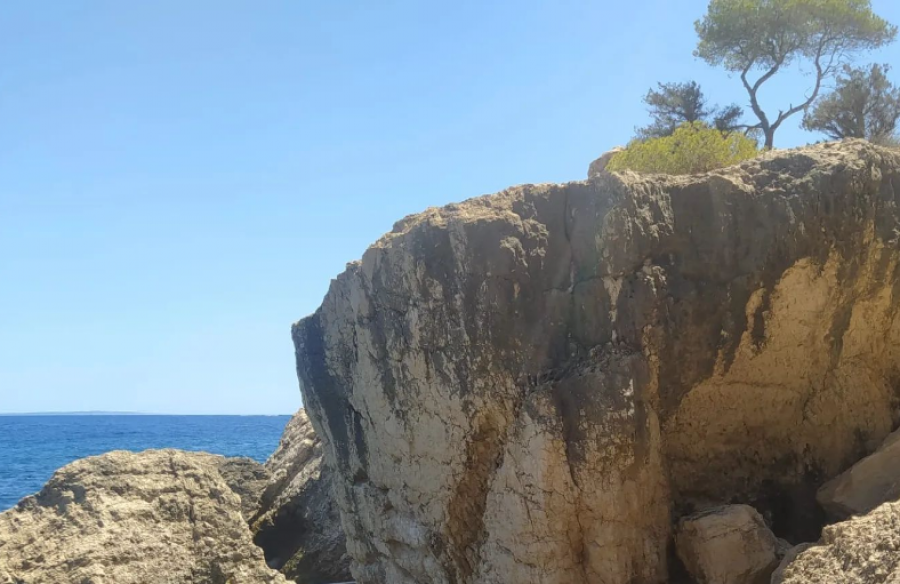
[764,129,775,150]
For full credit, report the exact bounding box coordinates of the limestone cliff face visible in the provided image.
[293,141,900,584]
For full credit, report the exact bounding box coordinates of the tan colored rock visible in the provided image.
[0,567,14,584]
[0,449,286,584]
[250,409,351,583]
[770,543,815,584]
[817,427,900,520]
[675,505,778,584]
[775,500,900,584]
[587,146,625,177]
[293,141,900,584]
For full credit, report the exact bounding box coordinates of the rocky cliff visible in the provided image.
[0,450,286,584]
[251,409,351,583]
[293,140,900,584]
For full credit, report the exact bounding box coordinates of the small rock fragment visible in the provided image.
[587,146,625,177]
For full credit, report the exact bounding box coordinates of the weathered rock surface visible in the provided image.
[218,456,271,520]
[251,409,351,583]
[293,140,900,584]
[0,449,286,584]
[770,543,815,584]
[587,146,625,178]
[675,505,778,584]
[774,500,900,584]
[817,426,900,520]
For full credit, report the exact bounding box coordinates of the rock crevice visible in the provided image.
[250,409,352,584]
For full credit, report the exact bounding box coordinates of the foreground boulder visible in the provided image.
[770,543,815,584]
[817,426,900,520]
[774,500,900,584]
[251,409,351,583]
[293,141,900,584]
[675,505,779,584]
[0,450,286,584]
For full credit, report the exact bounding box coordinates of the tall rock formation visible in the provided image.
[0,450,286,584]
[251,409,351,583]
[293,141,900,584]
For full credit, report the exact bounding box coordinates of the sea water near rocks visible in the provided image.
[0,414,290,510]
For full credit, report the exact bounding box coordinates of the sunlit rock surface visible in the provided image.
[0,450,286,584]
[293,141,900,584]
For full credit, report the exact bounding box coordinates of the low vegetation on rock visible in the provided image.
[607,122,759,175]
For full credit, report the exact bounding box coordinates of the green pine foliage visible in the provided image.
[695,0,897,148]
[803,64,900,143]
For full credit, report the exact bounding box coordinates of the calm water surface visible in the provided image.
[0,415,290,511]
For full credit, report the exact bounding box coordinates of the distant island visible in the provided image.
[0,411,149,416]
[0,412,292,416]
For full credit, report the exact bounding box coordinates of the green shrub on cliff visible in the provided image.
[607,122,760,175]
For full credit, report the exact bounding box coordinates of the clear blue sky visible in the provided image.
[2,1,898,414]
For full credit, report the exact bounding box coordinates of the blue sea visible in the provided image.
[0,415,291,511]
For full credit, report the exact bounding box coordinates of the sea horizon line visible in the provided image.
[0,411,295,417]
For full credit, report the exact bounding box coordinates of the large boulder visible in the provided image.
[817,426,900,520]
[675,505,779,584]
[250,409,351,583]
[293,141,900,584]
[0,449,286,584]
[774,500,900,584]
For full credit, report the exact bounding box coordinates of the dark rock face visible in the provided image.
[218,457,271,520]
[250,409,351,583]
[293,141,900,584]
